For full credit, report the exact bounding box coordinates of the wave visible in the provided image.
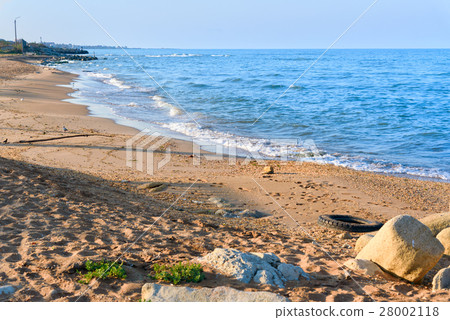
[151,95,184,117]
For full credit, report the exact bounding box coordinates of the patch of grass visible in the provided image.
[150,262,204,285]
[77,259,127,284]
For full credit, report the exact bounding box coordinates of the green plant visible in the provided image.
[77,259,127,284]
[150,262,204,285]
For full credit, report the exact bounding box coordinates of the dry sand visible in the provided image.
[0,56,449,301]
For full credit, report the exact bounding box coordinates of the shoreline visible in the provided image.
[0,55,449,302]
[54,57,450,184]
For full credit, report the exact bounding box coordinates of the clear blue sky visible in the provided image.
[1,0,449,48]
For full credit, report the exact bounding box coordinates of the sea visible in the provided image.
[52,49,450,181]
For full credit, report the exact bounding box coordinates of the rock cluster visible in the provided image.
[198,248,309,288]
[141,283,289,302]
[356,215,444,283]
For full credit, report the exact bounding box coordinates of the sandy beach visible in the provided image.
[0,56,449,302]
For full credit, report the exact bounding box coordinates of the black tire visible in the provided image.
[317,214,383,233]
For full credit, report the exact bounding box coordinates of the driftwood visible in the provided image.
[16,134,105,144]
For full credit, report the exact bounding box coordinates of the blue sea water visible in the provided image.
[55,49,450,181]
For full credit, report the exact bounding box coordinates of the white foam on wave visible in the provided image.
[127,102,140,107]
[150,95,183,117]
[145,53,203,58]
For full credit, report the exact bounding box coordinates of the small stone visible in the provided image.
[341,244,352,249]
[338,232,352,239]
[262,166,274,174]
[436,228,450,255]
[239,209,266,218]
[432,267,450,291]
[355,234,374,254]
[356,215,444,283]
[208,196,224,204]
[277,263,309,281]
[344,259,392,279]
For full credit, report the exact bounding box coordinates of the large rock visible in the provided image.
[432,267,450,291]
[436,228,450,255]
[198,248,308,288]
[420,212,450,236]
[253,269,285,288]
[356,215,444,283]
[354,234,374,254]
[141,283,289,302]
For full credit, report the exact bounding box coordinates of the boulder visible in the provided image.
[420,212,450,236]
[355,234,374,254]
[432,267,450,291]
[356,215,444,283]
[436,228,450,255]
[344,259,392,279]
[198,248,308,288]
[141,283,289,302]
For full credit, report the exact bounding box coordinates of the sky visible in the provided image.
[0,0,449,49]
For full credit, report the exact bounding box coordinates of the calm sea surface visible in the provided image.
[55,49,450,181]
